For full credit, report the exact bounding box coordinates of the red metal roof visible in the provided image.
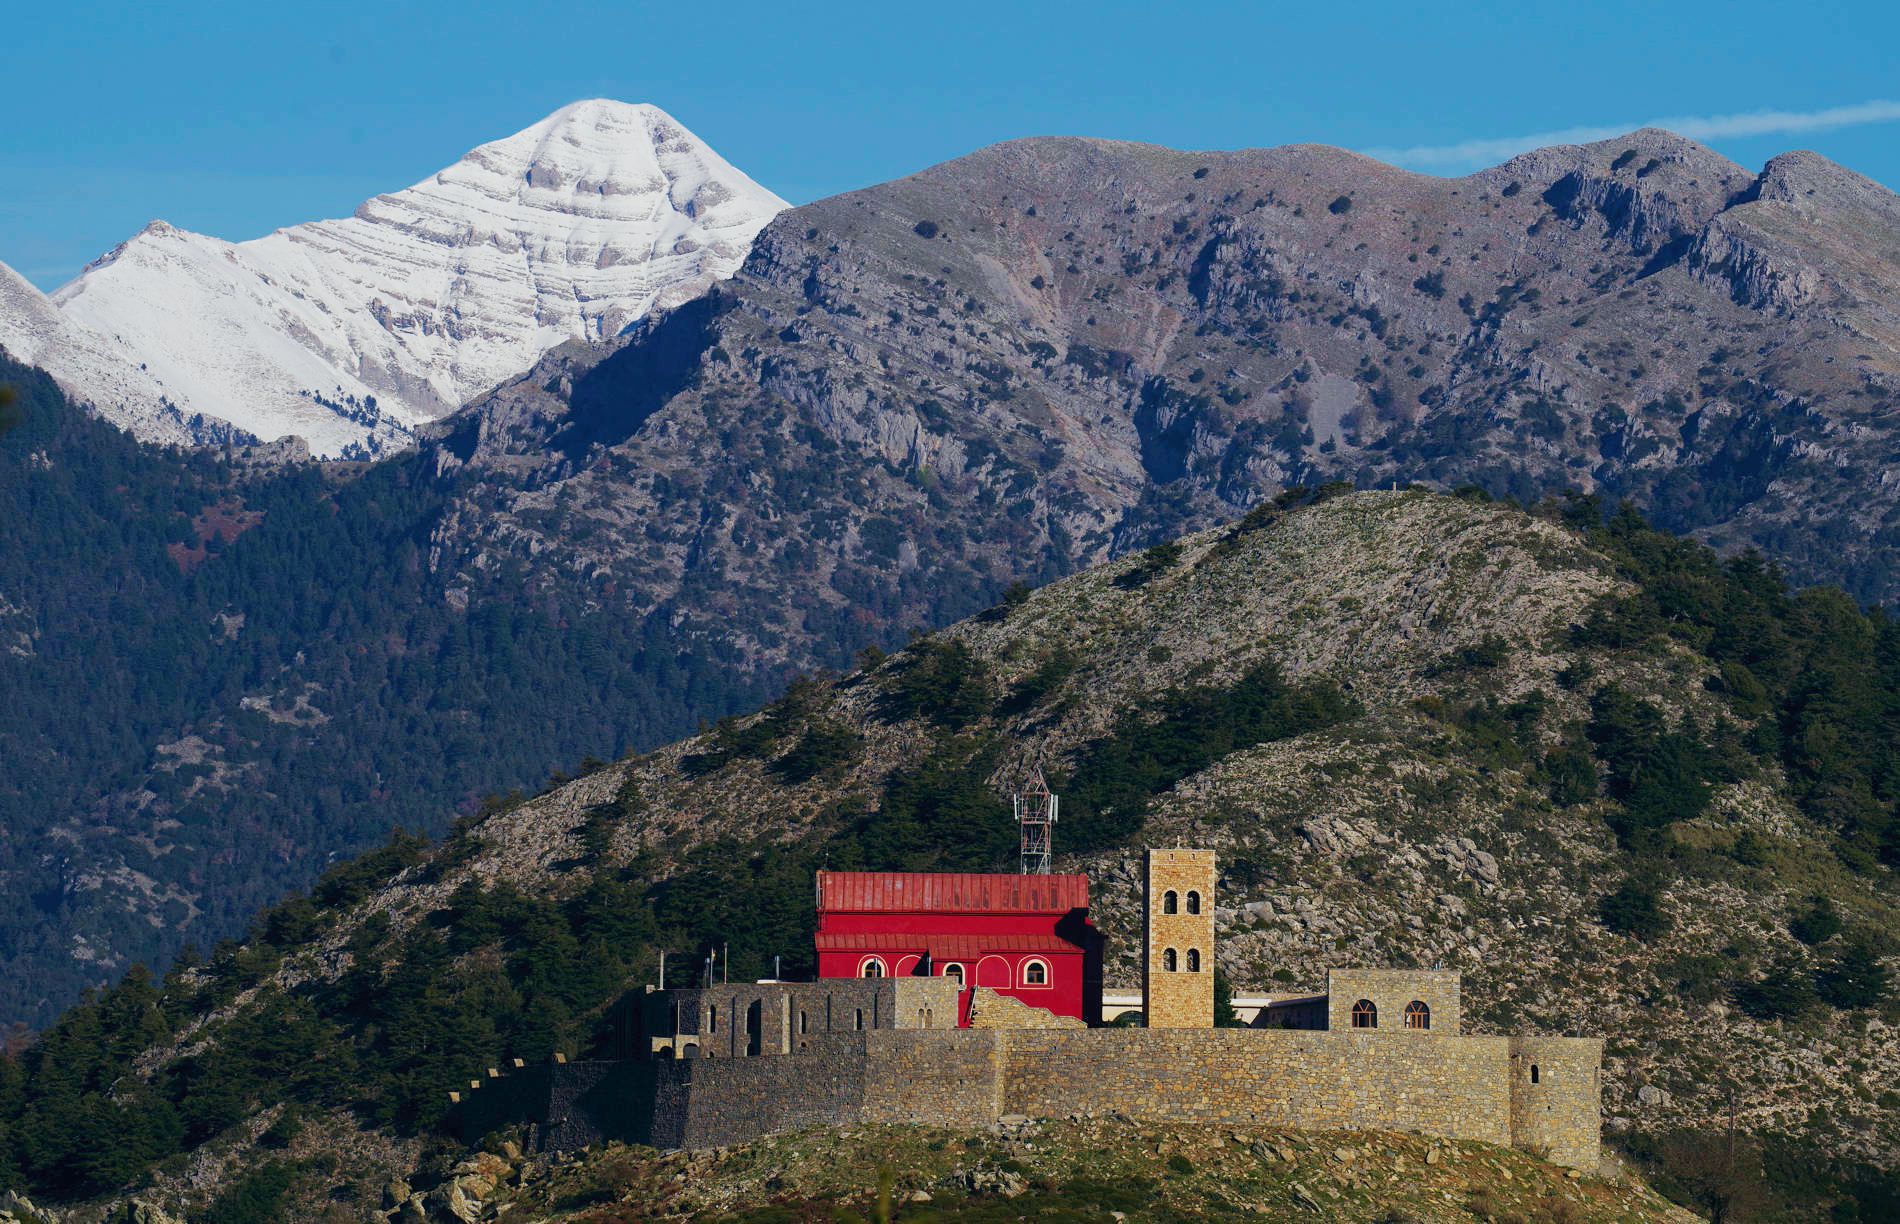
[815,931,1084,958]
[816,871,1089,914]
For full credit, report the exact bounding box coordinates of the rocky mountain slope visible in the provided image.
[2,100,785,456]
[429,125,1900,610]
[4,489,1893,1220]
[3,123,1897,1043]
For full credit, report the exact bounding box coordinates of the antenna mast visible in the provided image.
[1014,766,1057,875]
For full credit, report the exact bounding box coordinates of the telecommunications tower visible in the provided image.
[1014,767,1057,875]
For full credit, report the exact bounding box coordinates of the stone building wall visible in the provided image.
[650,1032,872,1149]
[1000,1029,1513,1148]
[1143,849,1216,1028]
[646,978,961,1057]
[1325,968,1462,1034]
[1509,1036,1604,1170]
[649,1029,1000,1149]
[861,1031,1004,1129]
[494,1026,1600,1172]
[968,986,1085,1029]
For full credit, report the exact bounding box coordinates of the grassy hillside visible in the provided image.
[1,488,1895,1220]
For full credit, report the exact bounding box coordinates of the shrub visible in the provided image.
[1788,895,1842,946]
[912,220,940,239]
[1733,966,1819,1021]
[771,722,863,784]
[1817,938,1890,1010]
[879,640,994,728]
[1598,878,1671,941]
[1328,195,1353,215]
[1113,541,1185,590]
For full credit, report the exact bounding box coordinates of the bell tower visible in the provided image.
[1141,848,1215,1028]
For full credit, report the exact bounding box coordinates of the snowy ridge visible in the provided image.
[17,101,786,457]
[0,260,231,447]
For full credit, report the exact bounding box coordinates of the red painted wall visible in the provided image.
[813,871,1102,1026]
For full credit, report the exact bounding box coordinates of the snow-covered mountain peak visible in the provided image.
[24,101,786,458]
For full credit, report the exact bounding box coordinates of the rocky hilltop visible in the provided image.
[3,489,1892,1220]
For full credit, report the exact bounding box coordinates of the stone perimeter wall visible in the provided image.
[1003,1029,1511,1147]
[648,1027,1603,1170]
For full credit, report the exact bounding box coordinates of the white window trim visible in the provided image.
[858,955,887,978]
[1019,956,1052,989]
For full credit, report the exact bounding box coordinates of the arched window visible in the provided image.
[1186,948,1201,972]
[1163,890,1179,914]
[860,956,886,978]
[1351,999,1378,1029]
[1022,958,1049,986]
[1186,891,1202,915]
[1530,1064,1541,1084]
[1163,948,1178,972]
[1404,1000,1430,1030]
[942,963,965,987]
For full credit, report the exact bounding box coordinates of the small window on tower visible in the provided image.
[1163,948,1178,972]
[1163,890,1179,914]
[1186,948,1201,972]
[1186,891,1202,914]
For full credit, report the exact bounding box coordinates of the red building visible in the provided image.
[813,871,1103,1026]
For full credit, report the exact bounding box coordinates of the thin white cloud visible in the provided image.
[1365,100,1900,170]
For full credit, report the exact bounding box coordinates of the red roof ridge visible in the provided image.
[816,870,1089,913]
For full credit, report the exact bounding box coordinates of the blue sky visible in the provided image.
[6,0,1896,289]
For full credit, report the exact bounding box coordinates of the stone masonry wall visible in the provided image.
[1144,849,1216,1028]
[651,1032,871,1150]
[1001,1029,1513,1148]
[1326,969,1463,1034]
[1510,1036,1604,1170]
[861,1031,1003,1129]
[968,986,1085,1029]
[634,1026,1601,1170]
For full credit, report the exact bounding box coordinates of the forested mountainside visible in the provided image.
[2,490,1893,1221]
[0,358,818,1030]
[3,122,1898,1037]
[431,126,1900,618]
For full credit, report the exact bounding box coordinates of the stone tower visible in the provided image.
[1142,848,1215,1028]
